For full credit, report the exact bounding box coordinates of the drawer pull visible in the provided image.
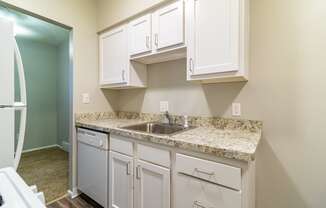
[155,33,158,47]
[146,36,150,49]
[136,165,141,179]
[189,58,194,74]
[194,168,215,176]
[126,162,131,175]
[193,200,214,208]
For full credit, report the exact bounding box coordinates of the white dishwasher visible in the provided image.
[77,128,109,208]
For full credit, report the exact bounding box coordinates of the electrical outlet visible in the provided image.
[232,103,241,116]
[160,101,169,112]
[82,93,90,104]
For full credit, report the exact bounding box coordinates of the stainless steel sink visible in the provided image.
[121,122,192,135]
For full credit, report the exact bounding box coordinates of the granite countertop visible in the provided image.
[75,112,262,162]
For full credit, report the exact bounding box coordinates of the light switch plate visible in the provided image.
[232,103,241,116]
[160,101,169,112]
[82,93,90,104]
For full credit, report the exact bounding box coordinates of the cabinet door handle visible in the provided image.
[194,168,215,176]
[122,70,125,81]
[136,165,141,179]
[146,36,150,49]
[126,162,131,175]
[155,33,158,47]
[189,58,194,74]
[194,200,212,208]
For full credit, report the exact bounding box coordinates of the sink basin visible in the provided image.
[121,122,192,135]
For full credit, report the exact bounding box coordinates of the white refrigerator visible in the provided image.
[0,18,27,170]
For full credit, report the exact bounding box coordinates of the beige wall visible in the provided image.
[2,0,118,114]
[97,0,166,31]
[97,0,326,207]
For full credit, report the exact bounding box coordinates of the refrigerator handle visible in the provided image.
[14,39,27,106]
[14,107,26,170]
[13,39,27,170]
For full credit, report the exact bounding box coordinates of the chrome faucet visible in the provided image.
[164,111,174,125]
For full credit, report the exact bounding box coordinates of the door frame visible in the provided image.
[0,0,76,196]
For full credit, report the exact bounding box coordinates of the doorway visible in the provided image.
[0,4,73,204]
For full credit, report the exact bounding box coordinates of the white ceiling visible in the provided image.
[0,5,70,46]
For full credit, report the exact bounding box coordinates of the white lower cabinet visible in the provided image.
[175,173,241,208]
[109,151,133,208]
[108,136,254,208]
[109,137,171,208]
[134,160,170,208]
[175,153,242,208]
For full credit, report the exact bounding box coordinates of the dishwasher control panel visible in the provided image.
[77,128,109,150]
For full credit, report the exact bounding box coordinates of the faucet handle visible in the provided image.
[183,115,189,128]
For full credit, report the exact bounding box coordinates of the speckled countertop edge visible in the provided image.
[75,112,263,162]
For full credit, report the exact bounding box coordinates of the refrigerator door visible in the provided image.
[0,18,14,106]
[13,35,27,170]
[0,108,14,168]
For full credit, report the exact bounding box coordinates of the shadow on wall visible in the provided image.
[202,82,246,116]
[117,88,146,113]
[256,137,307,208]
[101,89,121,112]
[116,59,245,116]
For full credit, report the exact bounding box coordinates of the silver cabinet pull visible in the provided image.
[194,168,215,176]
[146,36,150,49]
[122,70,125,81]
[136,165,141,179]
[126,162,131,175]
[155,33,158,47]
[194,200,214,208]
[189,58,194,74]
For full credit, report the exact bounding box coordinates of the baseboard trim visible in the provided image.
[61,141,70,152]
[46,194,68,205]
[22,144,61,153]
[67,188,80,199]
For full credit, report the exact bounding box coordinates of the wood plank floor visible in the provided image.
[47,195,102,208]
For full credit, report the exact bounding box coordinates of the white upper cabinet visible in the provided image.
[129,14,152,56]
[152,0,184,50]
[100,25,128,85]
[99,24,147,89]
[129,0,186,64]
[99,0,249,87]
[186,0,249,83]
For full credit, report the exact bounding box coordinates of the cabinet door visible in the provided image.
[153,0,184,50]
[109,151,133,208]
[175,173,241,208]
[99,25,128,85]
[187,0,240,76]
[129,14,152,56]
[135,160,170,208]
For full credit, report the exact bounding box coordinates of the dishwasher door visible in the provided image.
[77,128,109,208]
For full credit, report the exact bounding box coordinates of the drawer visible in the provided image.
[110,134,133,156]
[176,173,241,208]
[137,144,170,168]
[176,154,241,190]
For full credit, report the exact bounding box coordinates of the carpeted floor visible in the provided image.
[17,147,69,204]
